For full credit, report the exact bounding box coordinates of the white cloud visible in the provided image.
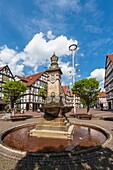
[0,32,106,91]
[0,45,17,63]
[99,80,105,92]
[0,45,25,76]
[0,32,78,76]
[59,60,81,86]
[32,0,82,35]
[78,53,84,57]
[23,32,78,69]
[84,25,102,34]
[56,0,81,12]
[89,68,105,81]
[47,30,55,40]
[35,0,81,13]
[59,61,72,78]
[9,64,25,76]
[89,68,105,91]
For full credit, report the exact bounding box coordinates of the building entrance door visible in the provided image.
[108,102,111,109]
[26,103,29,111]
[33,104,38,112]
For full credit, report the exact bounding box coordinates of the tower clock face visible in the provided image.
[48,72,60,84]
[49,74,55,83]
[51,74,55,81]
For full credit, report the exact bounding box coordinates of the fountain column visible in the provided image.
[30,54,75,139]
[43,53,64,118]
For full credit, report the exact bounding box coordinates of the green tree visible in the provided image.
[2,81,28,116]
[72,78,100,113]
[38,84,47,100]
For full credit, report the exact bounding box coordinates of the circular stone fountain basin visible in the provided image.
[1,123,108,153]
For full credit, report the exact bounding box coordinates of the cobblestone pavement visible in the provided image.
[0,109,113,170]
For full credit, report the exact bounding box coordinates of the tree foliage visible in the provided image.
[38,84,47,100]
[72,78,100,113]
[2,81,28,115]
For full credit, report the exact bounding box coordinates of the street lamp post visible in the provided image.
[69,44,77,116]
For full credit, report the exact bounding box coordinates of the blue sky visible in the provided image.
[0,0,113,90]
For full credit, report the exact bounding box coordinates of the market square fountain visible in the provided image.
[0,54,111,158]
[29,53,74,140]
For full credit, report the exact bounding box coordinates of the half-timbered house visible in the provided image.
[15,72,47,112]
[104,54,113,109]
[0,65,79,112]
[62,85,80,108]
[0,65,14,110]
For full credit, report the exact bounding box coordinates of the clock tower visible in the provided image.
[46,53,62,100]
[30,53,74,140]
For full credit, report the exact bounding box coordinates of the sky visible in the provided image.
[0,0,113,91]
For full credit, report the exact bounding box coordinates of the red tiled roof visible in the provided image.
[62,86,69,95]
[70,90,73,97]
[16,72,44,86]
[25,72,44,86]
[107,54,113,62]
[99,92,107,97]
[62,86,74,96]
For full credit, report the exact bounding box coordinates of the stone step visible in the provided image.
[37,122,66,127]
[35,125,68,131]
[30,129,69,139]
[37,118,69,126]
[40,119,66,123]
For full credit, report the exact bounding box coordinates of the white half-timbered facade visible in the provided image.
[96,92,108,110]
[15,72,47,112]
[15,73,77,112]
[0,65,14,110]
[0,65,79,112]
[104,54,113,109]
[62,86,80,108]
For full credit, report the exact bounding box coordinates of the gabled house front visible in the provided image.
[15,72,47,112]
[96,92,108,110]
[61,85,80,108]
[62,86,72,106]
[0,65,14,110]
